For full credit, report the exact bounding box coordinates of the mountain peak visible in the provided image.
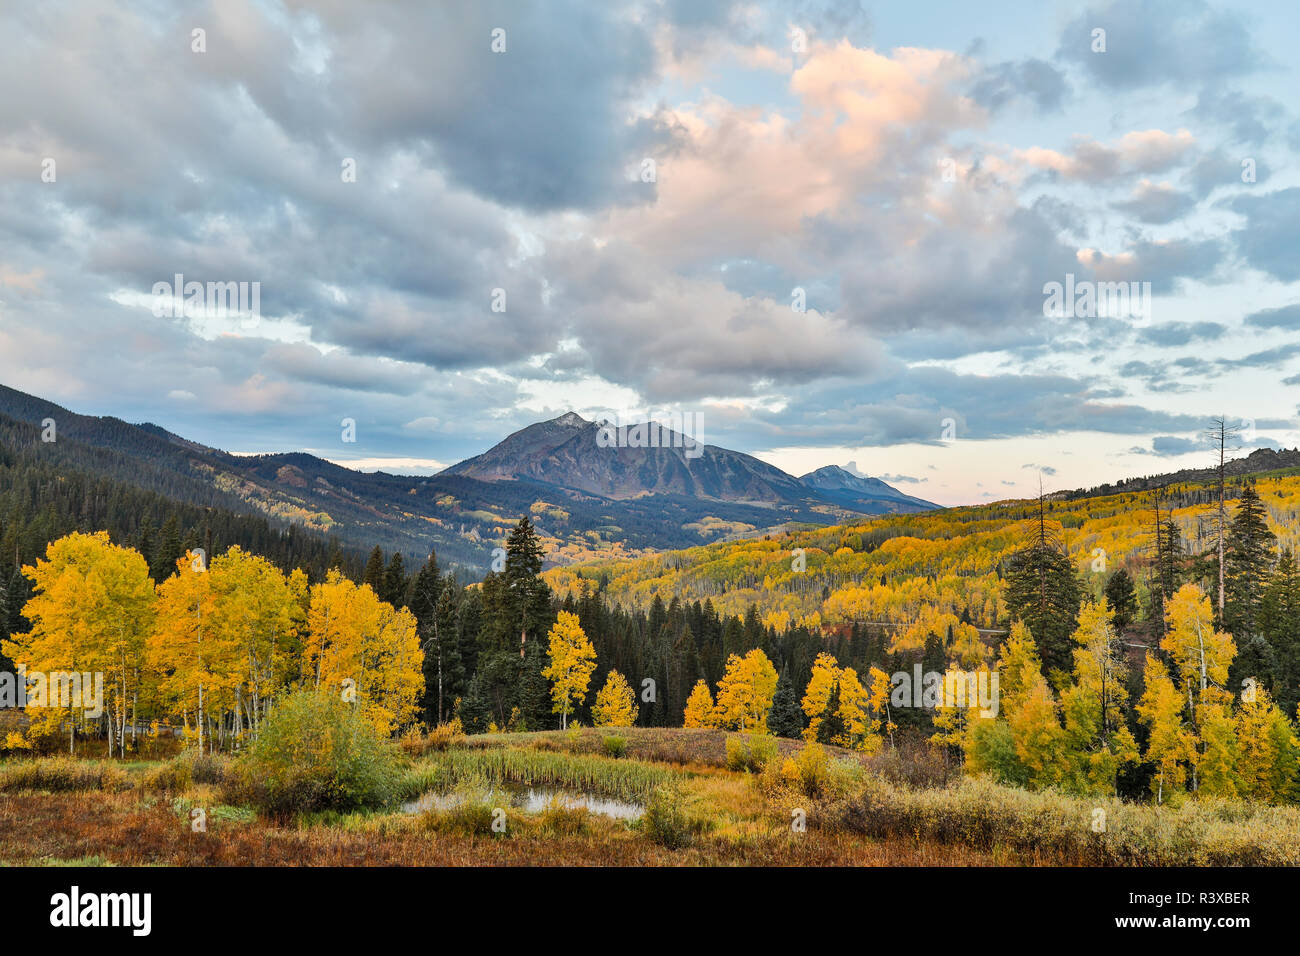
[799,463,939,512]
[552,411,589,428]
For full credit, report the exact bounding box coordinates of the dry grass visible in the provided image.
[0,790,1003,866]
[3,730,1295,866]
[832,775,1300,866]
[0,757,134,794]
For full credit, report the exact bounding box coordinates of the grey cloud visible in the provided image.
[1057,0,1263,91]
[1231,189,1300,281]
[1138,322,1227,347]
[1112,181,1196,224]
[970,58,1068,114]
[1245,304,1300,331]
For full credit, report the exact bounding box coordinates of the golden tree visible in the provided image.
[6,531,155,755]
[541,610,596,729]
[713,648,778,732]
[304,570,423,735]
[1060,599,1138,794]
[1137,654,1196,804]
[592,669,637,727]
[799,652,880,750]
[151,552,230,753]
[683,679,715,728]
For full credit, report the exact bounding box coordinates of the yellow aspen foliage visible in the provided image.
[1008,675,1065,788]
[591,669,637,727]
[800,652,842,741]
[151,552,228,753]
[931,662,992,753]
[540,610,596,729]
[209,546,304,737]
[867,665,895,743]
[1059,599,1139,794]
[799,653,880,750]
[1137,653,1196,805]
[1162,583,1236,712]
[5,531,155,754]
[713,648,778,732]
[1235,689,1276,800]
[683,679,716,728]
[1196,702,1239,798]
[304,570,423,735]
[893,608,988,667]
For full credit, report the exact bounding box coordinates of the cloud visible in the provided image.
[1111,180,1196,224]
[969,58,1068,114]
[1017,130,1196,184]
[1056,0,1264,91]
[1244,304,1300,331]
[1230,188,1300,282]
[1137,322,1227,347]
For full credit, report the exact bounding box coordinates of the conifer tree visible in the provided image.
[1003,487,1081,677]
[1103,568,1138,633]
[815,681,845,745]
[362,546,385,595]
[1224,483,1276,645]
[382,551,409,609]
[1261,549,1300,715]
[768,669,803,739]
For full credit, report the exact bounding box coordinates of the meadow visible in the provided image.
[2,726,1296,867]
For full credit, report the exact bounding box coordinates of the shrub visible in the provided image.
[145,751,232,792]
[400,720,465,757]
[643,782,703,849]
[231,689,402,817]
[540,798,589,836]
[725,733,779,773]
[0,757,131,794]
[424,797,500,837]
[144,757,191,793]
[603,735,628,758]
[793,743,830,797]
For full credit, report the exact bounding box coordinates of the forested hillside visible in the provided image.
[546,467,1300,643]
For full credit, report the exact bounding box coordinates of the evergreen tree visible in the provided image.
[502,516,553,654]
[815,681,846,745]
[1261,549,1300,716]
[1103,568,1138,633]
[382,552,409,609]
[408,551,442,631]
[152,514,183,580]
[1003,490,1081,678]
[362,546,385,594]
[457,674,492,734]
[769,669,803,739]
[1224,483,1276,641]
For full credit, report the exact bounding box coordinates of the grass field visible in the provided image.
[0,727,1294,866]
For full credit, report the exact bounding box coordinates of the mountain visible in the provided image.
[446,413,815,505]
[0,387,929,573]
[798,464,938,513]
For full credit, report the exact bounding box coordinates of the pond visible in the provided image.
[402,783,644,820]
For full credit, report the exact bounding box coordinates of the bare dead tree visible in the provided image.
[1204,416,1241,621]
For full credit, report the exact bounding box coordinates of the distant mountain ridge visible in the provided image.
[0,387,935,572]
[445,412,826,506]
[799,464,939,512]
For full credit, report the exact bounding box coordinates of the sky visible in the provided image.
[1,0,1298,506]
